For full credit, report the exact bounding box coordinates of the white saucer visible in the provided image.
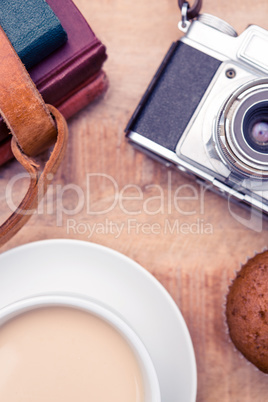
[0,239,197,401]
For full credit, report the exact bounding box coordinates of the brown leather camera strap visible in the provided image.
[178,0,202,20]
[0,26,68,247]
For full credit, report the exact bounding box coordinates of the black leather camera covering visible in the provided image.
[127,41,221,152]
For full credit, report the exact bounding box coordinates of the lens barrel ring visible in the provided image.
[216,79,268,178]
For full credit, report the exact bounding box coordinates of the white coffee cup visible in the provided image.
[0,294,161,402]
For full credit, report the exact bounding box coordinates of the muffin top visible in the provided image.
[226,250,268,373]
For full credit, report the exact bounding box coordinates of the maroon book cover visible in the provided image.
[31,0,107,106]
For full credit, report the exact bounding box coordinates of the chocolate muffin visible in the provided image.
[226,250,268,373]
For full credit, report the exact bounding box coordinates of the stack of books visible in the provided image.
[0,0,108,165]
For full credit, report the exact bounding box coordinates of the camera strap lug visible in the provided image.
[178,2,191,33]
[178,0,202,20]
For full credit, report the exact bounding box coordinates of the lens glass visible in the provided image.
[243,102,268,153]
[251,121,268,144]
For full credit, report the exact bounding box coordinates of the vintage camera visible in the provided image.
[126,14,268,214]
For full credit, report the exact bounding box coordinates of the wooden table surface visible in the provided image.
[1,0,268,400]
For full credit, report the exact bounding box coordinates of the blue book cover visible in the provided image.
[0,0,67,69]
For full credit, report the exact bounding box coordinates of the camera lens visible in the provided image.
[215,79,268,177]
[243,102,268,153]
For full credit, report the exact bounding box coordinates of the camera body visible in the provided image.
[126,14,268,214]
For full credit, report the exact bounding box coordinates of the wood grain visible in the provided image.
[1,0,268,400]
